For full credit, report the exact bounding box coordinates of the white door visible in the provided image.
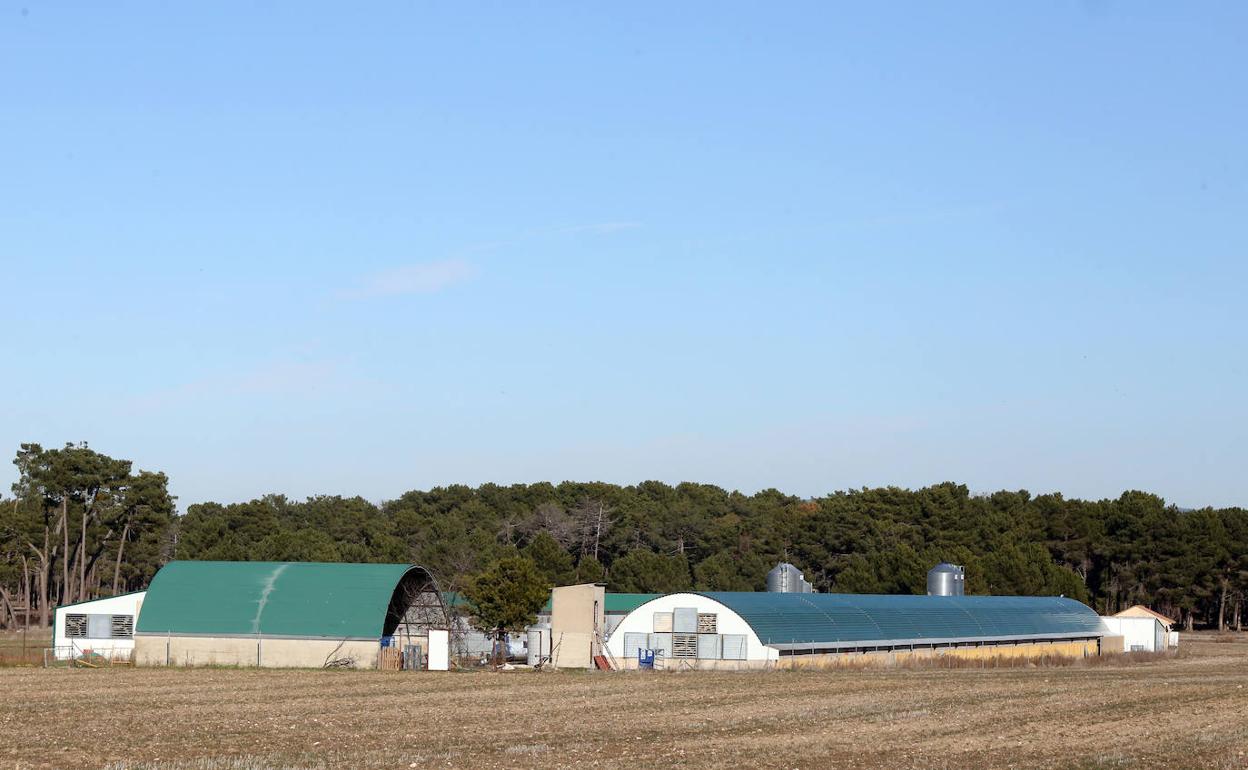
[428,629,449,671]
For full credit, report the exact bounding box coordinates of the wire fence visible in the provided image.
[43,644,134,668]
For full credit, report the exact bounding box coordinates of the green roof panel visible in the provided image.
[604,593,662,613]
[136,561,420,639]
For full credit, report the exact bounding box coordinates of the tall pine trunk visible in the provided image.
[0,588,17,629]
[593,505,603,561]
[1218,577,1228,632]
[79,507,89,602]
[20,553,31,628]
[112,522,130,594]
[60,498,70,605]
[39,528,51,628]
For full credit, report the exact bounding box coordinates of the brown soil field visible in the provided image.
[2,634,1246,770]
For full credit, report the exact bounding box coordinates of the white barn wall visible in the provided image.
[1100,616,1166,652]
[53,592,146,661]
[604,593,778,665]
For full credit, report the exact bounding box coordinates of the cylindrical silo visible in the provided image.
[927,563,965,596]
[767,563,811,593]
[526,623,551,666]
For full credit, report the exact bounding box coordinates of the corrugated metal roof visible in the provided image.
[1113,605,1176,627]
[135,561,422,640]
[699,592,1103,648]
[604,593,662,612]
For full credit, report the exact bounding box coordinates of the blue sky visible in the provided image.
[2,2,1245,508]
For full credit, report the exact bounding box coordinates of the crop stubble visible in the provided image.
[1,635,1245,769]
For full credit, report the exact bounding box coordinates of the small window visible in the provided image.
[87,614,112,639]
[652,612,673,633]
[697,613,717,633]
[111,615,134,638]
[65,614,87,638]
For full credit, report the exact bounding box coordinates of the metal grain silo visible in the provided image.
[767,562,813,593]
[927,563,965,596]
[526,623,551,666]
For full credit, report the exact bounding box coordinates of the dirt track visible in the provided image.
[2,635,1246,770]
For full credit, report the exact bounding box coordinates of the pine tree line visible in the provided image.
[4,444,1244,631]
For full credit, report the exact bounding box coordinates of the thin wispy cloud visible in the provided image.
[345,258,478,300]
[124,359,347,413]
[231,360,341,394]
[339,223,636,300]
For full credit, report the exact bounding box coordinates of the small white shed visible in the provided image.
[1100,615,1167,652]
[52,591,146,661]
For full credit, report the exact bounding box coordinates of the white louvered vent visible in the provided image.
[648,633,672,658]
[672,633,698,658]
[622,632,648,658]
[673,607,698,633]
[722,634,747,660]
[697,613,717,633]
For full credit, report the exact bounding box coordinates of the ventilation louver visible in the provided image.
[672,633,698,658]
[65,614,87,638]
[111,614,134,638]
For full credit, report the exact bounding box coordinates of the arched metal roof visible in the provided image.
[698,592,1103,649]
[136,561,439,640]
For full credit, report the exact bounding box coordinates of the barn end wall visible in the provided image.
[605,593,775,663]
[135,636,380,669]
[1099,617,1166,652]
[53,592,146,661]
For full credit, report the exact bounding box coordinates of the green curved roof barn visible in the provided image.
[136,561,435,640]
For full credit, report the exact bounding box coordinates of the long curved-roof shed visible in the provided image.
[136,560,442,640]
[604,591,1105,665]
[698,592,1104,650]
